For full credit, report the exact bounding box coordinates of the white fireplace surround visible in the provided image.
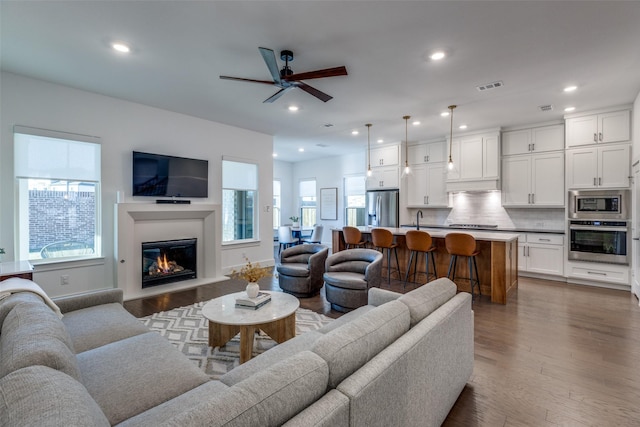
[115,203,226,300]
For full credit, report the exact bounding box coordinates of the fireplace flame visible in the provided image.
[157,254,171,273]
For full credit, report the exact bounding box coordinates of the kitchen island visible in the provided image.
[332,227,519,304]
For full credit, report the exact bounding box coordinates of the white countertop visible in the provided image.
[334,226,520,242]
[0,261,34,276]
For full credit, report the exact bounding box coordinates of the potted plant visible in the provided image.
[231,256,272,298]
[289,216,300,228]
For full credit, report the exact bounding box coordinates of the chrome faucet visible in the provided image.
[416,210,423,230]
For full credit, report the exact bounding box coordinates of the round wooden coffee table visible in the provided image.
[201,291,299,364]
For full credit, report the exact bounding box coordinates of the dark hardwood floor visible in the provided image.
[124,267,640,426]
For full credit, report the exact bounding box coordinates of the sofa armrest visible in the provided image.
[368,287,401,306]
[53,288,123,314]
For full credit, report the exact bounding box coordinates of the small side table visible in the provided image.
[201,291,299,364]
[0,261,34,282]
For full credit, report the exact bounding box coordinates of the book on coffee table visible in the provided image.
[235,291,271,309]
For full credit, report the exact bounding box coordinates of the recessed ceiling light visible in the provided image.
[288,105,299,112]
[564,106,576,112]
[272,153,278,158]
[412,121,421,126]
[377,139,384,144]
[111,42,131,53]
[440,111,450,117]
[564,85,577,92]
[430,51,446,61]
[459,124,468,130]
[298,148,304,152]
[351,130,359,135]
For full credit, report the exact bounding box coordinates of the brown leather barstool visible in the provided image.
[445,232,481,300]
[343,226,367,249]
[404,230,437,287]
[370,228,401,285]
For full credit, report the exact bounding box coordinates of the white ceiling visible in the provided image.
[2,1,640,162]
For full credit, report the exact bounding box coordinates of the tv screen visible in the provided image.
[132,151,209,198]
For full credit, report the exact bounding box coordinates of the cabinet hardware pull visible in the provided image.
[633,160,640,167]
[424,196,427,204]
[539,238,550,242]
[424,156,427,162]
[532,193,535,204]
[427,196,429,204]
[528,143,531,151]
[426,155,429,162]
[599,177,602,186]
[599,132,603,141]
[528,194,531,204]
[587,271,607,276]
[593,177,597,186]
[593,133,597,142]
[532,143,535,151]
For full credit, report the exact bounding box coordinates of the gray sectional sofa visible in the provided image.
[0,277,473,426]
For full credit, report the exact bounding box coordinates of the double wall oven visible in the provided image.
[568,190,630,265]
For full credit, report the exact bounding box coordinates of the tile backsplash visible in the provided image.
[409,191,565,231]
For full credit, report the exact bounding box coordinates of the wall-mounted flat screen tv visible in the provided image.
[132,151,209,198]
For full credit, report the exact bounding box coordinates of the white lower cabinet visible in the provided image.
[518,233,564,277]
[566,260,630,287]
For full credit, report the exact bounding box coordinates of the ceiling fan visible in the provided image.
[220,47,348,103]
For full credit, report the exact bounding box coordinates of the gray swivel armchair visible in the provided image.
[323,249,383,312]
[277,244,329,297]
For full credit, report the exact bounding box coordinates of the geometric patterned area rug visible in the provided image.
[139,301,333,380]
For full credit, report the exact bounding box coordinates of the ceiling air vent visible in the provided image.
[476,80,504,92]
[538,104,554,112]
[316,143,329,148]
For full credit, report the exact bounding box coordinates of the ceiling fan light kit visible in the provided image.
[220,47,347,103]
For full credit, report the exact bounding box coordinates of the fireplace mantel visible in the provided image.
[115,202,226,300]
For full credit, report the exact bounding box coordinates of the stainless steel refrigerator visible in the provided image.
[366,189,399,227]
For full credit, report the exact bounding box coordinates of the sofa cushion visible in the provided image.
[0,365,109,427]
[323,272,367,290]
[0,292,44,325]
[277,263,310,278]
[397,277,457,327]
[62,302,150,352]
[220,330,324,386]
[164,351,329,427]
[77,331,210,425]
[312,300,410,388]
[315,305,375,334]
[282,389,350,427]
[117,380,230,427]
[0,301,81,381]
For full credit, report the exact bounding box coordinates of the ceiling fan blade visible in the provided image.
[296,82,333,102]
[259,47,282,84]
[285,66,348,81]
[263,86,294,103]
[220,76,276,85]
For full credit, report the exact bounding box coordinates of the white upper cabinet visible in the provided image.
[566,143,630,189]
[370,144,399,167]
[566,110,630,147]
[447,130,500,191]
[502,124,564,156]
[407,140,445,164]
[502,152,565,207]
[366,166,399,190]
[406,163,447,207]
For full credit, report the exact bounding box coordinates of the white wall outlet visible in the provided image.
[60,275,69,285]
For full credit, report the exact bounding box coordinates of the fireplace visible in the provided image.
[141,238,197,288]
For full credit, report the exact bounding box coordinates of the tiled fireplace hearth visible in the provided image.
[115,203,225,300]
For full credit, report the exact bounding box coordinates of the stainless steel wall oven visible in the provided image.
[569,220,629,265]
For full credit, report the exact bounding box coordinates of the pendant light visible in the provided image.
[447,105,456,170]
[403,115,411,175]
[366,123,372,177]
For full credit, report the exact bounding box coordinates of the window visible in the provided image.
[273,180,281,229]
[14,126,101,261]
[299,179,316,228]
[344,175,366,226]
[222,159,258,242]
